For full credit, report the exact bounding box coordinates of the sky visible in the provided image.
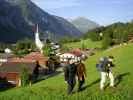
[31,0,133,26]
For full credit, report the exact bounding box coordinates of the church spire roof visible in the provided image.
[36,24,39,33]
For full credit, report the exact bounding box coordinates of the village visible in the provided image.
[0,25,96,88]
[0,0,133,99]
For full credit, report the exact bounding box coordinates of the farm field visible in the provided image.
[64,39,101,49]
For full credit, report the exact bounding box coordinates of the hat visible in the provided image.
[99,57,104,62]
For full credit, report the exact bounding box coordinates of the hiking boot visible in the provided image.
[110,86,116,89]
[100,87,104,91]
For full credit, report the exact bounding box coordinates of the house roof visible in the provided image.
[8,52,48,65]
[24,52,46,60]
[23,52,48,65]
[0,62,36,73]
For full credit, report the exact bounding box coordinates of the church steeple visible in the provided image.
[36,24,39,33]
[35,24,44,53]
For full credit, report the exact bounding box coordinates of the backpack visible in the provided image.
[96,63,103,71]
[96,57,109,72]
[102,57,110,72]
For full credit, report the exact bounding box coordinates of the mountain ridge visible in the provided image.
[0,0,81,43]
[69,17,100,33]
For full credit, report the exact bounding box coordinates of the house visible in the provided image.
[8,52,48,67]
[0,53,14,65]
[0,52,54,87]
[0,62,37,87]
[4,48,12,54]
[23,52,48,66]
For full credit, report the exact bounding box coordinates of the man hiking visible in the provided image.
[96,56,115,90]
[76,59,87,92]
[64,58,77,95]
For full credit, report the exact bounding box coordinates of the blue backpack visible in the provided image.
[96,63,103,71]
[96,57,109,72]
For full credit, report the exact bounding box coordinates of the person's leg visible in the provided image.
[109,71,114,87]
[80,76,85,89]
[67,79,75,94]
[78,80,82,91]
[67,80,73,95]
[67,83,72,94]
[72,78,76,91]
[100,72,106,90]
[82,76,85,83]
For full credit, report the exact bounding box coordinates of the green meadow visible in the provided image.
[64,39,101,49]
[0,43,133,100]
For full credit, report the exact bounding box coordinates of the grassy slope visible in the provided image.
[64,39,101,49]
[0,44,133,100]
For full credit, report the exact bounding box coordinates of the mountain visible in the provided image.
[70,17,100,33]
[0,0,32,43]
[0,0,81,43]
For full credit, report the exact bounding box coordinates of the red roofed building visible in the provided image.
[8,52,48,67]
[0,52,49,87]
[0,62,37,87]
[24,52,48,66]
[0,51,67,87]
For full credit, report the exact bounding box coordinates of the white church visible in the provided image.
[35,24,44,54]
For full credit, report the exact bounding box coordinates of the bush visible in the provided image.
[102,34,112,49]
[13,38,35,57]
[15,38,35,51]
[43,44,51,56]
[81,40,87,50]
[13,49,30,58]
[20,67,29,87]
[88,32,100,41]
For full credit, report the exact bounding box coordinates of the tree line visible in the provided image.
[84,21,133,49]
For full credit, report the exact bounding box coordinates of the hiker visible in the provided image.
[96,56,115,90]
[64,58,77,95]
[76,59,87,92]
[47,57,55,72]
[33,61,40,79]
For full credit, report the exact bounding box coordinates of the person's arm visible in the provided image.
[108,62,115,67]
[64,65,69,81]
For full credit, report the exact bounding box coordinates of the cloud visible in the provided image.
[31,0,81,9]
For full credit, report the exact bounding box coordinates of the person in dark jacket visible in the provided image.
[64,58,77,95]
[33,61,40,79]
[76,60,87,91]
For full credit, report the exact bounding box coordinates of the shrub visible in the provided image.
[43,44,51,56]
[81,40,87,50]
[102,34,112,49]
[20,67,29,87]
[13,38,35,57]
